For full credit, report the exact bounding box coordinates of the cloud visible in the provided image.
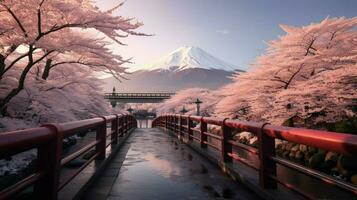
[216,29,231,35]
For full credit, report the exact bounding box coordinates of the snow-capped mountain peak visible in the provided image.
[131,46,238,72]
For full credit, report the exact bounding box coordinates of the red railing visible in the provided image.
[0,114,136,200]
[152,114,357,199]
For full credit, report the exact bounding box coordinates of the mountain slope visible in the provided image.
[103,46,243,92]
[131,46,239,72]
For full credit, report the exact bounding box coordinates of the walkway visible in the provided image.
[83,128,261,200]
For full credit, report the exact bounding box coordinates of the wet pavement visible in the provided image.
[84,128,260,200]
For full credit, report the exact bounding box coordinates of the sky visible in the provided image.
[96,0,357,71]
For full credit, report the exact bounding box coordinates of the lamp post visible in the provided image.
[109,87,117,108]
[112,86,116,94]
[179,106,188,115]
[194,98,203,116]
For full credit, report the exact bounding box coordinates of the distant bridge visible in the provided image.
[104,92,175,104]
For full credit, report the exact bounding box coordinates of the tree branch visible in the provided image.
[32,50,54,66]
[305,37,317,56]
[284,64,304,89]
[1,4,28,37]
[1,52,29,76]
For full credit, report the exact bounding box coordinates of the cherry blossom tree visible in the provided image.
[156,88,223,116]
[216,17,357,126]
[0,61,128,130]
[0,0,146,115]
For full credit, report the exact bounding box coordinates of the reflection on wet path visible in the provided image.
[102,128,260,200]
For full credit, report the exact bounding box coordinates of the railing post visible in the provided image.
[188,116,193,141]
[176,116,179,134]
[126,116,129,131]
[171,116,174,131]
[132,116,135,129]
[96,117,107,160]
[258,123,277,189]
[172,116,174,131]
[35,124,63,200]
[173,115,177,133]
[127,115,130,131]
[174,115,177,133]
[123,115,127,134]
[169,115,172,131]
[127,115,131,131]
[130,116,133,129]
[179,115,184,138]
[128,115,132,131]
[221,118,232,163]
[200,117,207,148]
[131,116,133,130]
[165,116,168,131]
[111,115,119,144]
[118,115,123,137]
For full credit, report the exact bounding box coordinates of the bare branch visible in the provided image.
[1,52,29,76]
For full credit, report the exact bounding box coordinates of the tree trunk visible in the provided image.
[0,63,32,115]
[41,59,52,80]
[0,44,34,115]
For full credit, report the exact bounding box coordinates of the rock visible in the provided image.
[325,152,338,162]
[276,143,283,150]
[308,146,317,154]
[285,143,294,151]
[289,152,295,160]
[295,151,304,160]
[299,145,308,153]
[290,145,299,152]
[308,153,325,169]
[295,151,305,164]
[351,174,357,184]
[283,151,290,158]
[304,152,312,162]
[338,155,357,171]
[279,143,286,151]
[249,137,258,147]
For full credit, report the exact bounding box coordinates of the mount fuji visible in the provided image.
[102,46,244,92]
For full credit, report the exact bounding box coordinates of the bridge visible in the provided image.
[0,114,356,200]
[104,92,175,105]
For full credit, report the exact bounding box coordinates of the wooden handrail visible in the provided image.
[152,114,357,197]
[0,114,137,200]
